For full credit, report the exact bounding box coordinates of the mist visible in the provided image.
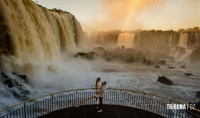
[0,0,200,112]
[101,0,161,30]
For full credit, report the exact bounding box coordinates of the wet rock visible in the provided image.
[12,91,21,98]
[17,75,27,80]
[75,52,95,60]
[12,91,28,100]
[157,60,167,65]
[154,65,160,69]
[168,66,175,69]
[3,77,22,88]
[1,72,9,79]
[18,87,31,95]
[180,65,186,69]
[190,48,200,61]
[93,47,106,57]
[1,72,31,100]
[196,91,200,98]
[185,73,194,76]
[13,72,29,83]
[157,76,173,85]
[143,58,153,65]
[11,86,30,100]
[3,79,14,88]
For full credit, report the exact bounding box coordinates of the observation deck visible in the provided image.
[0,88,199,118]
[40,105,164,118]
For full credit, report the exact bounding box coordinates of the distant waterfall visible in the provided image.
[85,31,120,47]
[195,33,200,47]
[168,34,173,46]
[168,33,178,46]
[178,33,188,48]
[117,33,135,48]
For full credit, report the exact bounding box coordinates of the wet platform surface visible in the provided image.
[39,105,165,118]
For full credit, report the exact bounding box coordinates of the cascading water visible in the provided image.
[117,32,135,48]
[0,0,83,73]
[114,31,200,60]
[0,0,85,109]
[85,31,120,47]
[178,33,188,48]
[168,32,179,47]
[195,32,200,47]
[0,0,199,114]
[168,34,173,46]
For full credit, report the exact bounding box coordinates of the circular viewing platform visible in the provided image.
[0,88,199,118]
[40,105,164,118]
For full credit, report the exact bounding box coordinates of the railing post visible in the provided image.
[120,90,122,106]
[168,100,172,118]
[75,90,78,106]
[24,103,26,118]
[52,94,54,111]
[143,93,145,110]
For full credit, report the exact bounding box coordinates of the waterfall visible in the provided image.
[117,33,135,48]
[178,33,188,48]
[0,0,83,61]
[0,0,83,73]
[168,34,174,46]
[195,33,199,47]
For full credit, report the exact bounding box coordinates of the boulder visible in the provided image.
[143,58,153,65]
[154,65,160,69]
[1,72,9,79]
[185,73,194,76]
[157,76,173,85]
[168,66,175,69]
[12,72,29,83]
[93,47,106,53]
[1,72,31,100]
[158,60,167,65]
[196,91,200,98]
[17,75,27,80]
[3,79,14,88]
[12,90,29,100]
[3,77,22,88]
[180,65,186,69]
[75,52,95,60]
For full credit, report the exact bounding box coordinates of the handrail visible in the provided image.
[0,88,199,116]
[107,88,183,103]
[0,88,95,113]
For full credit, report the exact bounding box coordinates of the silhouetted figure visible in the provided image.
[95,77,102,103]
[98,81,107,112]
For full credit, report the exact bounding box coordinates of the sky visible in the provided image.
[33,0,200,31]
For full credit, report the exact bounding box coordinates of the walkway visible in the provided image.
[39,105,165,118]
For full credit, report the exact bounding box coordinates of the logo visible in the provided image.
[166,104,195,110]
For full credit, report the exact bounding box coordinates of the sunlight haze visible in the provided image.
[33,0,200,31]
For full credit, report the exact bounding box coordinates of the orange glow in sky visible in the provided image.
[34,0,200,31]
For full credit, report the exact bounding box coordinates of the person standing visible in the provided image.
[98,81,107,113]
[95,77,102,104]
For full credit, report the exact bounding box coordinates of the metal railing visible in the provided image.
[0,88,199,118]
